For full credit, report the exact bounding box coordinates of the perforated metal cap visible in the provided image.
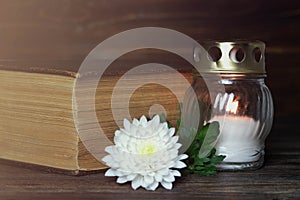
[197,40,266,74]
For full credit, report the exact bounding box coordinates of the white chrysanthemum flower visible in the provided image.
[102,115,188,191]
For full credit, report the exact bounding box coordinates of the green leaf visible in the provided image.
[178,127,198,154]
[211,155,226,164]
[198,121,220,158]
[182,122,226,176]
[159,113,167,123]
[161,111,225,176]
[159,113,173,129]
[176,119,181,129]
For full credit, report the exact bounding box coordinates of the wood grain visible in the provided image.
[0,2,299,198]
[0,0,299,60]
[0,116,299,199]
[0,0,298,117]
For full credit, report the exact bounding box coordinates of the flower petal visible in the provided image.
[115,130,121,137]
[144,175,154,185]
[154,173,163,182]
[113,170,126,177]
[102,155,113,165]
[117,176,129,184]
[123,118,131,130]
[140,115,148,127]
[151,115,160,128]
[170,135,179,144]
[178,154,188,160]
[161,181,173,190]
[133,118,139,126]
[169,127,175,137]
[131,176,142,190]
[157,168,169,176]
[170,170,181,177]
[173,143,182,150]
[174,160,187,169]
[147,181,159,191]
[104,146,115,154]
[126,173,137,181]
[104,168,117,177]
[159,129,168,139]
[141,177,149,188]
[163,173,175,182]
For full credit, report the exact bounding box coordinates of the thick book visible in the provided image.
[0,55,193,174]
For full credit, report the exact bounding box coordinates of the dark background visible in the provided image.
[0,0,299,118]
[0,1,300,199]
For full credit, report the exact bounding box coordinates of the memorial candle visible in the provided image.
[212,104,262,163]
[191,41,273,170]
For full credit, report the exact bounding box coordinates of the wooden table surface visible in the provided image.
[0,116,299,200]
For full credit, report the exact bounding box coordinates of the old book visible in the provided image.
[0,53,193,174]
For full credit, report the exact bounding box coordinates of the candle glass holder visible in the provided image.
[192,41,274,170]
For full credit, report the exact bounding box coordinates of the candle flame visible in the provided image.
[227,100,239,114]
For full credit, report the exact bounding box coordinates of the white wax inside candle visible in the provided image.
[211,116,262,163]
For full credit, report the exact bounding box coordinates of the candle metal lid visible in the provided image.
[195,40,266,74]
